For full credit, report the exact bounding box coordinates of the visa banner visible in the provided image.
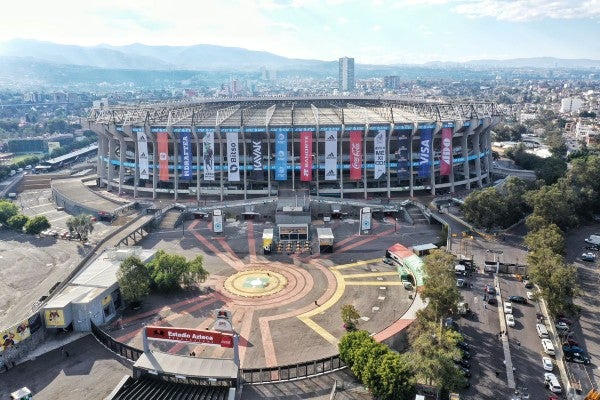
[418,127,433,178]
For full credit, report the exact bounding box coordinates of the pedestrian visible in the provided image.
[495,370,499,377]
[314,300,319,306]
[484,303,487,309]
[60,347,69,357]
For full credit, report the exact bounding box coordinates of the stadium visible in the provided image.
[88,96,501,200]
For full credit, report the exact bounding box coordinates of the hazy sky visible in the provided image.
[2,0,599,64]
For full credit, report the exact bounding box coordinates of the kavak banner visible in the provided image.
[137,131,149,179]
[226,131,240,182]
[203,131,215,181]
[251,133,264,180]
[157,131,169,181]
[179,130,192,180]
[324,130,338,181]
[300,131,313,181]
[145,326,234,348]
[275,130,288,181]
[374,130,386,179]
[397,129,411,181]
[349,130,362,180]
[440,127,453,176]
[418,127,433,178]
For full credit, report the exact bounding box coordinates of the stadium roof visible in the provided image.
[88,96,502,126]
[43,144,98,166]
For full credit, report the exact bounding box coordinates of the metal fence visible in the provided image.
[91,322,143,362]
[240,355,346,384]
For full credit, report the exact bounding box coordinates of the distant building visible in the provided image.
[384,76,401,90]
[560,97,584,113]
[53,92,67,103]
[338,57,355,92]
[260,67,276,80]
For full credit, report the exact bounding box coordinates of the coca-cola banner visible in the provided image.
[323,128,338,181]
[418,126,434,178]
[396,128,411,181]
[374,130,386,179]
[201,129,215,181]
[440,127,453,176]
[226,130,240,182]
[274,128,290,181]
[157,131,169,181]
[349,130,362,180]
[247,128,265,180]
[300,131,313,181]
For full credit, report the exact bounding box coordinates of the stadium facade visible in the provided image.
[87,96,501,201]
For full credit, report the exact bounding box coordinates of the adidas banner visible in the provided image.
[374,130,386,179]
[137,131,149,179]
[324,129,338,181]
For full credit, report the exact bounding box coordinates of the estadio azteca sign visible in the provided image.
[145,326,234,348]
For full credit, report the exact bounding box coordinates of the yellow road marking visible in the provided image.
[331,258,382,270]
[344,281,404,285]
[297,317,338,345]
[342,271,399,279]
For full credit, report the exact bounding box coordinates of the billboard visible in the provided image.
[145,326,234,348]
[250,130,264,180]
[349,130,362,180]
[178,129,192,180]
[374,130,386,179]
[324,129,338,181]
[44,309,65,327]
[0,317,34,352]
[275,129,288,181]
[419,127,433,178]
[360,207,372,232]
[300,131,313,181]
[157,131,169,181]
[226,131,240,182]
[136,131,149,179]
[440,127,453,176]
[203,131,215,181]
[396,128,411,181]
[213,209,223,233]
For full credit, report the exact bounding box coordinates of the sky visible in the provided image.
[2,0,599,64]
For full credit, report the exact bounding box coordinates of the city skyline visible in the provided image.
[0,0,599,65]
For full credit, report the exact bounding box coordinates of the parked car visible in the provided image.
[555,322,569,331]
[456,278,465,287]
[542,339,556,355]
[581,252,596,262]
[556,316,574,325]
[456,365,471,377]
[566,352,590,364]
[542,356,554,372]
[503,301,513,314]
[544,372,562,393]
[509,295,527,304]
[506,314,515,327]
[487,296,497,305]
[485,285,496,295]
[527,291,535,300]
[562,345,586,355]
[524,280,533,289]
[457,341,470,351]
[563,337,579,347]
[461,349,471,359]
[454,358,471,368]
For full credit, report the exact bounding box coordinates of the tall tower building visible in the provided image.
[338,57,355,92]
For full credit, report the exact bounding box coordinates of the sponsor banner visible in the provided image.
[440,127,453,176]
[374,130,386,179]
[324,130,338,181]
[275,130,288,181]
[349,130,362,180]
[419,127,433,177]
[179,131,193,180]
[137,132,149,179]
[157,131,169,181]
[300,131,313,181]
[226,131,240,182]
[44,309,65,327]
[203,131,215,181]
[213,211,223,233]
[396,129,411,181]
[250,132,264,180]
[360,207,372,231]
[145,326,234,348]
[0,318,32,352]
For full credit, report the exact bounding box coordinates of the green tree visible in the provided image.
[146,250,209,292]
[66,214,95,241]
[117,256,151,307]
[341,304,361,331]
[525,181,577,230]
[7,214,29,230]
[421,250,463,322]
[524,223,565,255]
[24,215,50,234]
[0,199,19,224]
[462,187,509,229]
[339,330,373,369]
[373,352,415,400]
[525,214,549,233]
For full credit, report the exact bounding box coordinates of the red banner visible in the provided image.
[300,131,312,181]
[349,130,362,180]
[145,326,234,348]
[440,127,452,176]
[157,132,169,181]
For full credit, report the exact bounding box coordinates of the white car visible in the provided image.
[555,321,569,331]
[542,338,556,355]
[506,314,515,327]
[544,372,562,393]
[503,301,513,314]
[527,291,534,300]
[542,356,554,371]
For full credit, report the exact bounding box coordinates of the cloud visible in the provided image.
[452,0,600,21]
[372,24,382,32]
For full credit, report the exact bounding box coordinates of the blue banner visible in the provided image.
[419,128,433,177]
[180,131,192,180]
[397,129,411,181]
[275,130,288,181]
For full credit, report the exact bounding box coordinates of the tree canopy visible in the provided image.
[146,250,208,292]
[0,199,19,224]
[24,215,50,234]
[117,256,151,307]
[66,214,95,241]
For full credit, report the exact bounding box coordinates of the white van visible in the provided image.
[544,373,562,393]
[536,323,549,338]
[541,338,555,355]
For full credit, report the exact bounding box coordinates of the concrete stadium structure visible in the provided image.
[88,96,502,201]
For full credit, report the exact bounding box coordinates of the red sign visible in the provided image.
[157,132,170,181]
[349,130,362,180]
[145,326,234,348]
[440,127,452,176]
[300,131,312,181]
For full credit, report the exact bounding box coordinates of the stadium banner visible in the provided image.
[300,131,313,181]
[157,131,169,181]
[323,128,338,181]
[418,125,435,178]
[349,130,363,180]
[202,130,215,181]
[175,128,193,180]
[136,131,149,179]
[246,127,265,180]
[374,129,386,179]
[274,128,289,181]
[440,127,453,176]
[145,326,234,348]
[226,131,240,182]
[396,127,411,181]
